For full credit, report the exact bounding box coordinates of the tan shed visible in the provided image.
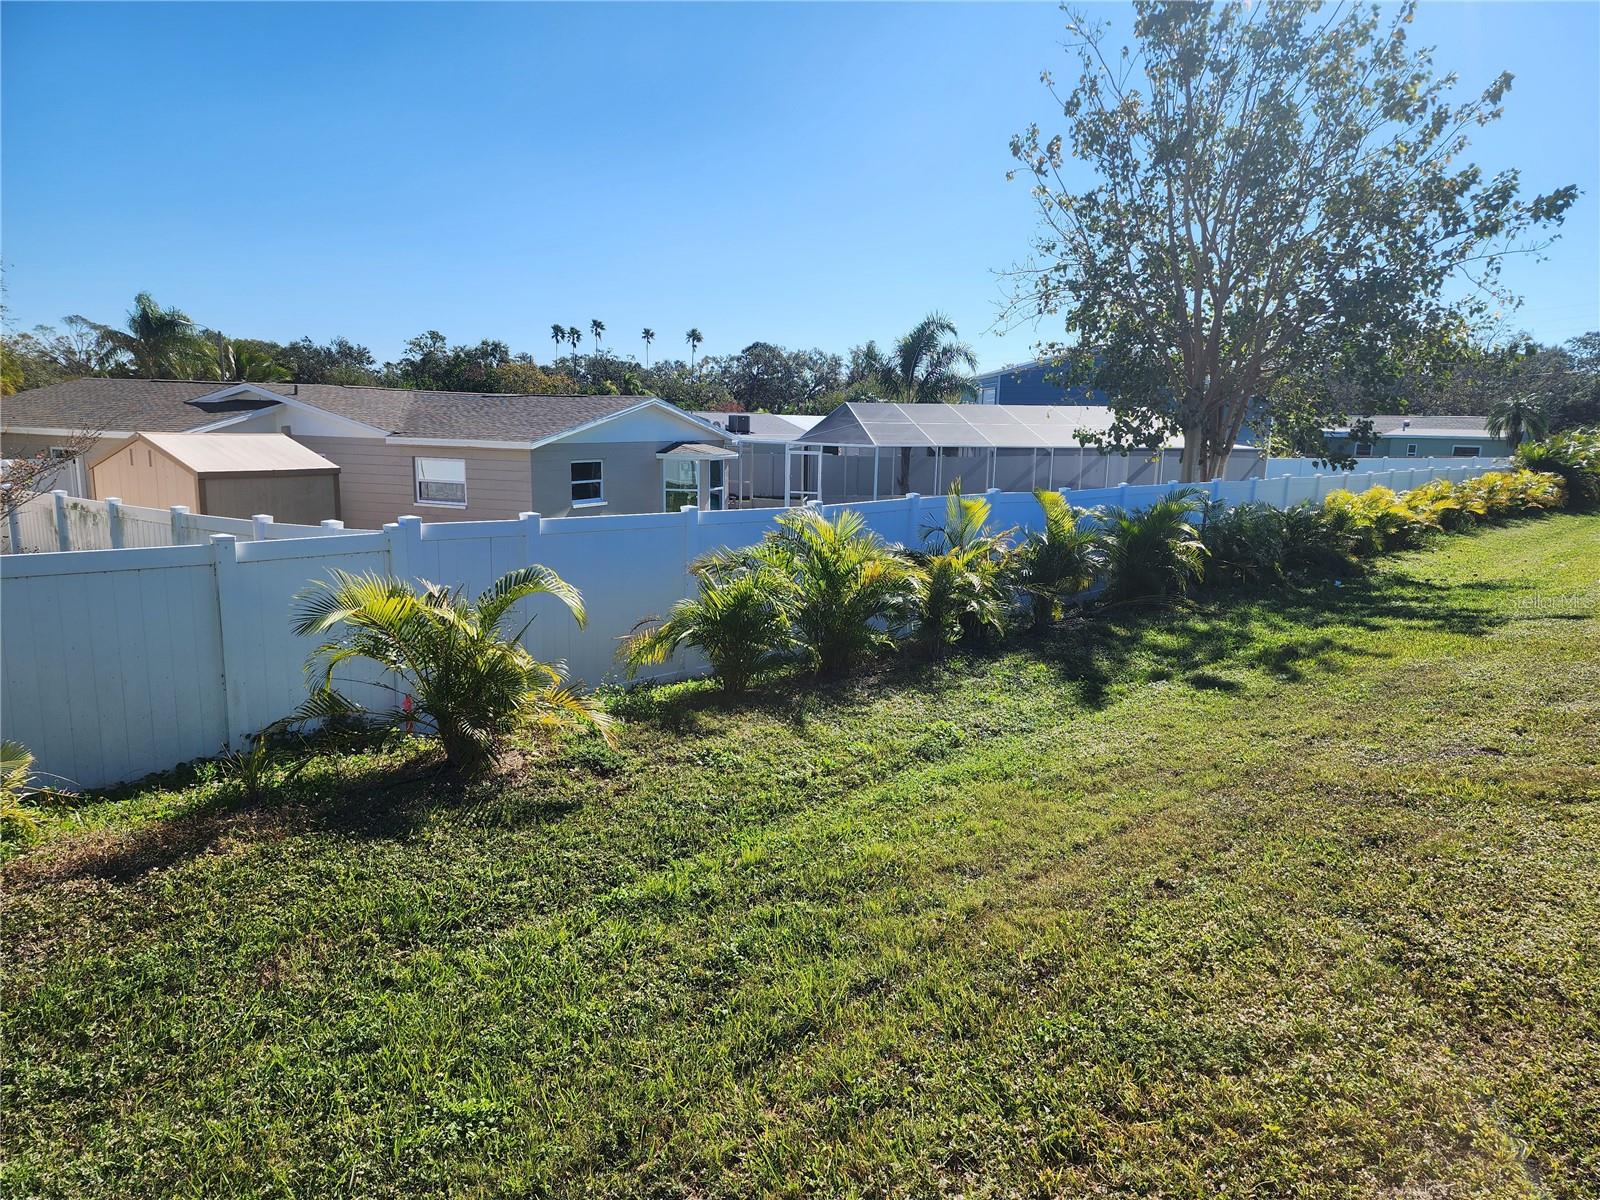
[89,432,342,524]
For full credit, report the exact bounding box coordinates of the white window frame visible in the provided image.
[1405,443,1418,458]
[570,459,605,508]
[1353,442,1374,457]
[1452,445,1481,458]
[664,459,700,512]
[413,456,467,507]
[706,459,726,511]
[47,445,71,460]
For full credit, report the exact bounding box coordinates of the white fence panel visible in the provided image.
[0,457,1516,789]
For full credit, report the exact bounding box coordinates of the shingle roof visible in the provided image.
[692,411,822,441]
[2,377,684,443]
[1328,413,1492,437]
[1,378,279,433]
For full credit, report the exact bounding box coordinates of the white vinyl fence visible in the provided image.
[0,459,1507,789]
[2,491,368,555]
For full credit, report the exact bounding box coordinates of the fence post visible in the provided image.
[1280,474,1293,507]
[170,505,190,546]
[1247,476,1259,503]
[209,534,252,748]
[395,515,423,583]
[905,492,921,548]
[319,519,344,533]
[52,489,70,551]
[1312,474,1325,502]
[519,511,542,565]
[251,514,273,541]
[681,502,701,590]
[106,497,125,549]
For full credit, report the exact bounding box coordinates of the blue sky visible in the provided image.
[2,1,1595,373]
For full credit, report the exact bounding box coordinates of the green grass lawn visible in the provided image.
[4,513,1598,1198]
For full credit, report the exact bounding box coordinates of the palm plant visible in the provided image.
[909,484,1014,650]
[1518,427,1600,509]
[877,313,978,404]
[102,292,209,379]
[685,328,704,373]
[1487,393,1550,450]
[622,561,796,693]
[291,566,611,772]
[590,319,605,355]
[725,508,915,676]
[550,323,567,362]
[1098,490,1208,603]
[567,326,584,373]
[641,328,656,366]
[1197,500,1292,587]
[1010,490,1103,630]
[909,544,1009,654]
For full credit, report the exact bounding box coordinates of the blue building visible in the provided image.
[973,359,1106,407]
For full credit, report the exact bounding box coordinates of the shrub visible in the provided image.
[1010,490,1104,629]
[728,508,916,676]
[622,562,795,693]
[1099,490,1208,603]
[1,740,41,843]
[1199,501,1292,587]
[1321,485,1433,557]
[909,486,1014,652]
[1518,427,1600,509]
[292,566,611,772]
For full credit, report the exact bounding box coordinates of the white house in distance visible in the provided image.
[1,379,739,525]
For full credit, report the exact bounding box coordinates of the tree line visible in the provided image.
[0,293,982,417]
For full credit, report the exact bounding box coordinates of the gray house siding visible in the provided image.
[531,440,675,518]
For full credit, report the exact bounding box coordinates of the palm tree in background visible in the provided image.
[641,328,655,366]
[685,328,704,373]
[550,323,567,364]
[590,319,605,356]
[876,313,978,404]
[1486,393,1551,450]
[104,292,209,379]
[567,326,583,373]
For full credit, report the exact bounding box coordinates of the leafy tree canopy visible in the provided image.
[1008,0,1578,480]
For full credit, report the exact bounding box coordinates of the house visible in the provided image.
[973,359,1107,407]
[1324,414,1505,460]
[1,378,737,526]
[775,402,1262,504]
[693,410,823,507]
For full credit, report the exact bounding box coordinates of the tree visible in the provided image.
[0,428,102,522]
[589,319,605,357]
[1008,2,1578,481]
[641,328,656,366]
[281,336,379,385]
[875,313,977,404]
[1486,393,1550,449]
[685,328,704,373]
[567,326,583,373]
[101,292,211,379]
[550,324,567,361]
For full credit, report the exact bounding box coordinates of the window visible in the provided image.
[707,459,726,511]
[1452,445,1481,458]
[1353,442,1374,457]
[1405,443,1418,458]
[570,460,604,506]
[414,457,466,506]
[47,445,70,460]
[664,459,698,512]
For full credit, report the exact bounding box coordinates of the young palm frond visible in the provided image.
[290,566,609,772]
[1010,489,1104,630]
[747,508,916,676]
[909,545,1009,654]
[1098,490,1208,604]
[622,563,796,693]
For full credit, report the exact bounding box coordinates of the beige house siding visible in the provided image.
[89,439,201,510]
[293,436,533,529]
